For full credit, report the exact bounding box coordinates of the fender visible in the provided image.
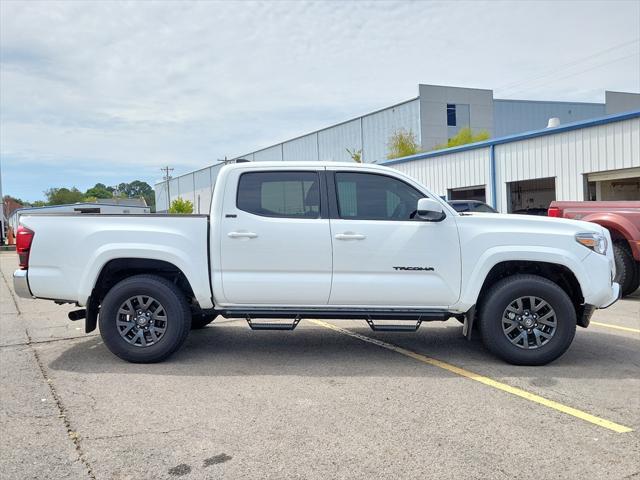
[77,244,214,309]
[578,212,640,260]
[452,245,591,310]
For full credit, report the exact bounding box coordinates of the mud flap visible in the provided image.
[85,295,100,333]
[462,305,476,340]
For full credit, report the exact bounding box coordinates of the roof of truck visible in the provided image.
[222,161,394,171]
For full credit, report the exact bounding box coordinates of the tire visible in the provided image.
[99,275,191,363]
[626,262,640,296]
[614,243,637,296]
[479,274,576,366]
[191,313,217,329]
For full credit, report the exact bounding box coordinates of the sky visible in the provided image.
[1,0,639,202]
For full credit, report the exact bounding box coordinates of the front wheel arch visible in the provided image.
[476,260,584,324]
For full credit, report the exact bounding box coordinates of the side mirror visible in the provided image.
[417,198,445,221]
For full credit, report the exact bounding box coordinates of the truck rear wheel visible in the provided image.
[614,243,638,296]
[99,275,191,363]
[479,274,576,365]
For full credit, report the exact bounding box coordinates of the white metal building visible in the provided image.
[386,110,640,213]
[155,83,640,213]
[157,110,640,214]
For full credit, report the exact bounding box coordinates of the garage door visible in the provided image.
[448,185,486,202]
[586,167,640,201]
[508,177,556,215]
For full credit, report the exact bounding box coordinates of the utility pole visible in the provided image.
[160,166,173,212]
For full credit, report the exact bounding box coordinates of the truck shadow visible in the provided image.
[48,320,639,380]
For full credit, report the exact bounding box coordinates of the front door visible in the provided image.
[328,171,461,308]
[219,168,332,305]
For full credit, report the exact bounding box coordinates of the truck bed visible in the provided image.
[19,213,213,308]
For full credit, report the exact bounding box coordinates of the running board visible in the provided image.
[221,308,450,322]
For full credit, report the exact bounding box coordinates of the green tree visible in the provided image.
[168,197,193,214]
[44,187,84,205]
[346,148,363,163]
[433,127,490,150]
[115,180,155,209]
[85,183,114,199]
[31,200,47,207]
[387,129,421,159]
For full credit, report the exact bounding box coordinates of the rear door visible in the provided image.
[218,167,332,305]
[328,170,461,307]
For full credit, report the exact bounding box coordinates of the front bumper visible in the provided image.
[599,282,621,309]
[13,269,34,299]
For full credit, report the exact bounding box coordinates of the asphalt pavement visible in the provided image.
[1,252,638,479]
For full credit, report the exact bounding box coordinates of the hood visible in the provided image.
[459,212,604,234]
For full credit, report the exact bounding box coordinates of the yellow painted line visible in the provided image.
[309,319,633,434]
[590,321,640,334]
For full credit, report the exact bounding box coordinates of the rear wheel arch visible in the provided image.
[92,258,197,307]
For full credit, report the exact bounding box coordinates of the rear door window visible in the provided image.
[237,171,321,218]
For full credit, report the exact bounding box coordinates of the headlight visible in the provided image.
[575,232,607,255]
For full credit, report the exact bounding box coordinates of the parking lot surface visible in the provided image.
[1,252,639,479]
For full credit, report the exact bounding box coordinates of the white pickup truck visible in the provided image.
[14,162,620,365]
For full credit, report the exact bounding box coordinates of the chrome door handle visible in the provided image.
[228,231,258,239]
[335,233,366,240]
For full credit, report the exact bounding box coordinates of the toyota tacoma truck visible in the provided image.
[14,162,619,365]
[549,201,640,296]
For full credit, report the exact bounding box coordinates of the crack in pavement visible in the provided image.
[86,426,191,441]
[1,266,97,479]
[0,333,100,349]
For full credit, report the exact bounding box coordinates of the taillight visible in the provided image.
[16,226,34,270]
[547,207,561,217]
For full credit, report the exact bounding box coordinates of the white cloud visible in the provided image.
[1,0,639,200]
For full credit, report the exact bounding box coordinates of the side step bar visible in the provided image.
[222,308,450,321]
[246,317,302,331]
[217,308,455,332]
[365,318,422,332]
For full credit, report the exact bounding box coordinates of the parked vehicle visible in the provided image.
[549,201,640,296]
[512,207,549,216]
[14,162,619,365]
[448,200,498,213]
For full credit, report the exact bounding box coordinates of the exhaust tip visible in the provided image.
[68,309,86,321]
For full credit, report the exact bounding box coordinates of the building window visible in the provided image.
[447,104,456,126]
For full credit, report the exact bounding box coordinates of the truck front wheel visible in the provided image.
[479,274,576,366]
[613,242,639,296]
[99,275,192,363]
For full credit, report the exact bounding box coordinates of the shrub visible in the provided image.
[169,197,193,214]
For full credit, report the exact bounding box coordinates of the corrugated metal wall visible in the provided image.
[318,118,362,162]
[283,133,319,161]
[362,99,421,163]
[235,98,420,164]
[253,145,283,162]
[389,115,639,212]
[391,147,492,203]
[155,163,226,214]
[493,100,605,137]
[494,116,640,211]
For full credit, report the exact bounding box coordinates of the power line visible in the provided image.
[500,52,639,99]
[495,38,640,95]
